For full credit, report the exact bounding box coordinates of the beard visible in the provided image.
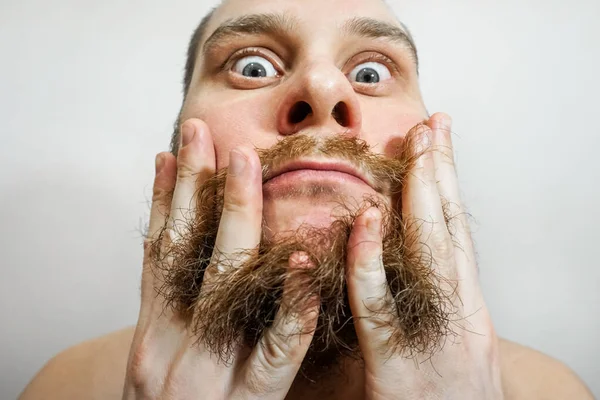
[149,129,455,383]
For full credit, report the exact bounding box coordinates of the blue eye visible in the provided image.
[233,56,278,78]
[348,62,391,84]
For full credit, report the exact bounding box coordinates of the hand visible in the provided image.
[122,119,319,399]
[345,113,504,399]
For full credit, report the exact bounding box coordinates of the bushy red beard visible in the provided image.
[149,130,456,382]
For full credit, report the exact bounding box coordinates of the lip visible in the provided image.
[264,159,375,190]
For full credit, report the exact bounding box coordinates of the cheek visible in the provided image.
[184,91,279,169]
[359,99,427,157]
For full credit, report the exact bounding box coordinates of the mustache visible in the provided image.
[208,131,425,195]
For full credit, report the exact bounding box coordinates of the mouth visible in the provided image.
[263,159,375,191]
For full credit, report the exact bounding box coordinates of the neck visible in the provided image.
[286,358,365,400]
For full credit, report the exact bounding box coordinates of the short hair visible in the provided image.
[170,7,218,154]
[183,7,218,97]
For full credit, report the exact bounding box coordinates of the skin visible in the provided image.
[18,0,595,399]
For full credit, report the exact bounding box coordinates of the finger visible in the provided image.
[129,152,180,386]
[236,253,319,399]
[139,119,214,330]
[427,113,474,261]
[130,124,222,399]
[142,119,215,323]
[148,153,178,242]
[140,152,177,319]
[402,124,454,279]
[345,207,396,366]
[427,113,482,311]
[168,118,216,243]
[204,146,263,281]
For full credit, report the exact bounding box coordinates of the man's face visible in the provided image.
[179,0,428,233]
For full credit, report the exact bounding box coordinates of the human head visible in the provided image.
[153,0,452,383]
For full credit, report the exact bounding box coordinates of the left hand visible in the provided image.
[345,112,504,399]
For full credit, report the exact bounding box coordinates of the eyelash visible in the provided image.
[221,48,282,74]
[223,48,400,78]
[352,53,400,76]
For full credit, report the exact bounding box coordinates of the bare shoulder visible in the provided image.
[499,338,594,399]
[19,326,136,400]
[19,330,594,400]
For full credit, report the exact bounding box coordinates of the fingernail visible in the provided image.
[229,149,247,177]
[180,121,196,149]
[365,208,382,235]
[155,154,165,174]
[290,252,310,268]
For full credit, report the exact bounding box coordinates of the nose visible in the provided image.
[277,61,362,136]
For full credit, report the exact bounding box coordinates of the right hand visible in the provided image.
[122,118,319,399]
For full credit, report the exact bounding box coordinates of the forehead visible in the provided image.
[206,0,401,39]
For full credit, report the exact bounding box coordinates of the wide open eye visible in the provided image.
[348,62,391,84]
[233,55,278,78]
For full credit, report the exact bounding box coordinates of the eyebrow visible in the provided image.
[203,13,298,54]
[202,13,419,68]
[343,17,419,68]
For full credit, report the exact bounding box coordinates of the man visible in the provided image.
[20,0,593,398]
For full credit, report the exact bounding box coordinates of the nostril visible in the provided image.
[289,101,312,125]
[332,102,350,127]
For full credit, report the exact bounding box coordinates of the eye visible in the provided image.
[348,62,391,84]
[233,55,278,78]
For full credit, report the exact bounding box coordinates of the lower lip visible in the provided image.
[263,169,370,190]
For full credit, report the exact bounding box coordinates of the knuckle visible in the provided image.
[260,331,295,370]
[222,189,251,214]
[245,329,306,392]
[152,185,172,206]
[242,346,290,395]
[243,367,272,395]
[441,153,456,170]
[143,238,153,253]
[244,342,293,395]
[356,238,381,257]
[429,226,454,261]
[348,237,381,268]
[432,239,453,263]
[411,159,429,177]
[352,251,385,284]
[176,160,196,181]
[415,218,454,262]
[222,196,246,214]
[436,145,456,166]
[222,178,258,215]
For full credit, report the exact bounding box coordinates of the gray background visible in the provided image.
[1,0,598,398]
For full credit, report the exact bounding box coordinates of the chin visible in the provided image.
[262,179,385,238]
